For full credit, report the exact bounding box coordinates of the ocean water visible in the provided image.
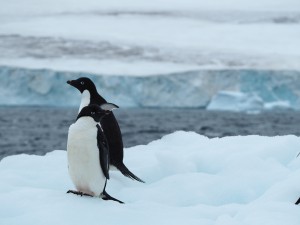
[1,106,300,160]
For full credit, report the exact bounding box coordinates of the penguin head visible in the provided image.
[77,103,119,122]
[67,77,97,94]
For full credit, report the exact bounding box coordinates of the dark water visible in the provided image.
[1,106,300,160]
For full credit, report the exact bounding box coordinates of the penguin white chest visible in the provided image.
[67,118,106,196]
[78,90,91,113]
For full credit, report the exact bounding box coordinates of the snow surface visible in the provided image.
[0,0,300,74]
[1,131,300,225]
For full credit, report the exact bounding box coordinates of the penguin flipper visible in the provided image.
[101,190,124,204]
[96,124,110,179]
[296,197,300,205]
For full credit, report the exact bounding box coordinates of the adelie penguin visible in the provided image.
[67,104,123,204]
[67,77,144,183]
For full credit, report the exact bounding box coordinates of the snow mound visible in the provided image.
[1,132,300,225]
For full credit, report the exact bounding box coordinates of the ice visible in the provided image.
[207,92,294,112]
[207,91,264,112]
[1,131,300,225]
[1,0,300,111]
[2,67,300,111]
[265,101,292,111]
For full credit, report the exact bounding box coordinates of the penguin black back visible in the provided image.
[67,77,144,183]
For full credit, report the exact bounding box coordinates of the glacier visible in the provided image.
[1,66,300,109]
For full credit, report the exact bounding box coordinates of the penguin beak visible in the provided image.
[67,80,78,89]
[67,79,84,93]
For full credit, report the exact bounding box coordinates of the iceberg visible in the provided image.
[1,66,300,111]
[265,101,293,111]
[0,131,300,225]
[207,91,264,112]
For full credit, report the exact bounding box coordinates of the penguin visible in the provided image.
[67,103,124,204]
[67,77,144,183]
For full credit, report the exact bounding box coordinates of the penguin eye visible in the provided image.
[91,111,95,115]
[81,81,84,85]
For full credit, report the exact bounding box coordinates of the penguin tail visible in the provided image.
[295,197,300,205]
[101,190,124,204]
[114,162,145,183]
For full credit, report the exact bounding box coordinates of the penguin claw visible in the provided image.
[101,190,124,204]
[66,190,123,204]
[67,190,93,197]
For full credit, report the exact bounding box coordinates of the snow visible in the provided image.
[0,0,300,74]
[1,131,300,225]
[0,58,202,76]
[1,0,300,15]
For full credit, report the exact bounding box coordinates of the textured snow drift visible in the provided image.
[1,131,300,225]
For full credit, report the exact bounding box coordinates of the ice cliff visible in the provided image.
[1,66,300,110]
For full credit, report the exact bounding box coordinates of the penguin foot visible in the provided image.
[295,197,300,205]
[67,190,93,197]
[101,190,124,204]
